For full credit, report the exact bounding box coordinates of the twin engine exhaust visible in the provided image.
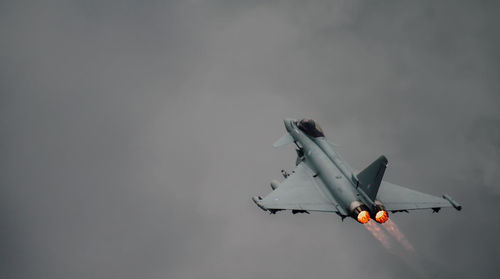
[350,201,389,224]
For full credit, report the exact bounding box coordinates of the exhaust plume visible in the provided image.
[365,220,425,277]
[364,220,391,250]
[382,219,415,253]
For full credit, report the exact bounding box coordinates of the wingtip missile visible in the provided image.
[442,194,462,211]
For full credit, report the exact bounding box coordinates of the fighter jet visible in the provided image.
[252,118,461,224]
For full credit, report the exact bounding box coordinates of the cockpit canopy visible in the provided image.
[297,118,325,138]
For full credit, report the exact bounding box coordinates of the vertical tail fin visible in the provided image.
[357,155,388,200]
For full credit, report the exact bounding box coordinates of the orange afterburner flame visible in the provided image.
[364,220,391,250]
[375,210,389,223]
[382,219,415,253]
[357,210,370,224]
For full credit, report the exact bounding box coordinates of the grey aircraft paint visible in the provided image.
[253,118,461,223]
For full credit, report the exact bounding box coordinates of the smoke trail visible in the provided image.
[364,220,391,250]
[382,219,415,253]
[366,220,426,277]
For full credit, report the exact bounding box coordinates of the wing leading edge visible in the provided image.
[255,162,340,213]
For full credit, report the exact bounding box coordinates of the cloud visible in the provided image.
[1,1,499,278]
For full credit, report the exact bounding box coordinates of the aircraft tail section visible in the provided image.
[357,155,388,201]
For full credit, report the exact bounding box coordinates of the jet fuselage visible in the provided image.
[284,119,374,218]
[253,118,460,224]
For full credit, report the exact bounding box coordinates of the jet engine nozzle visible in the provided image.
[357,210,370,224]
[374,201,389,223]
[350,201,371,224]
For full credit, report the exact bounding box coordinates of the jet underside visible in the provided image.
[252,118,461,224]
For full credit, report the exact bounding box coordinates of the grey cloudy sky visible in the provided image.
[1,1,500,278]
